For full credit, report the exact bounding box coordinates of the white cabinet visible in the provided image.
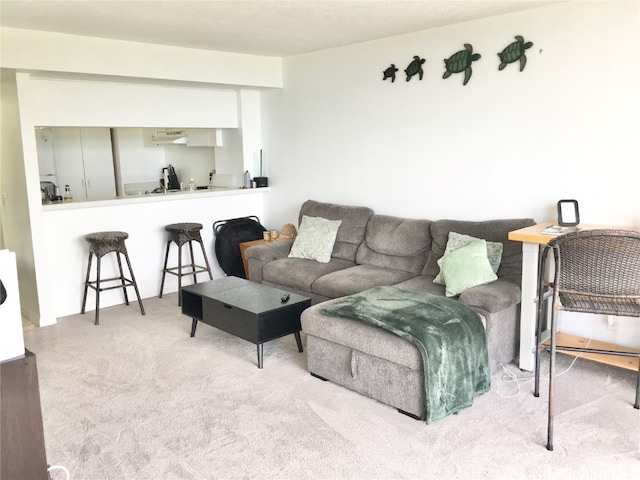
[52,127,116,201]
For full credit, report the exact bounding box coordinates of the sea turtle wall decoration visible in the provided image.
[498,35,534,71]
[382,64,399,82]
[404,56,426,81]
[443,44,481,86]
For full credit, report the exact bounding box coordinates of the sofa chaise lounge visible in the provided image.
[246,200,535,419]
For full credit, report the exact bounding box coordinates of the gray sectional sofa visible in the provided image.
[246,200,535,419]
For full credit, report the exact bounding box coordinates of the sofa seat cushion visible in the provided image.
[394,275,447,297]
[262,257,355,291]
[301,299,423,370]
[311,264,417,299]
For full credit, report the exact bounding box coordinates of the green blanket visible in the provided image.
[321,286,491,423]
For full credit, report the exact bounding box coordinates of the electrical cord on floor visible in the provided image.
[496,338,593,398]
[47,464,70,480]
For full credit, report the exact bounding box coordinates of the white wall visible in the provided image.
[113,128,166,188]
[261,1,640,347]
[28,77,239,128]
[1,27,282,88]
[262,1,640,228]
[0,74,41,325]
[164,145,216,188]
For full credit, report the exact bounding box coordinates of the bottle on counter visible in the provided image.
[243,170,251,189]
[162,168,169,192]
[188,178,196,191]
[53,185,63,203]
[63,185,73,202]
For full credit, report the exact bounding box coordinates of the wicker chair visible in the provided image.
[534,229,640,451]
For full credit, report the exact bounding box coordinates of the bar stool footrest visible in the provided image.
[164,266,211,277]
[85,277,137,292]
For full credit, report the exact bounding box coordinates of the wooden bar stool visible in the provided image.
[159,223,213,305]
[81,231,145,325]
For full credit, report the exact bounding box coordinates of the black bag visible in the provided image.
[213,216,266,278]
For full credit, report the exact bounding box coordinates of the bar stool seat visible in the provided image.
[159,222,213,305]
[81,231,145,325]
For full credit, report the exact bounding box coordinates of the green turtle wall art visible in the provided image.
[382,64,399,82]
[498,36,534,71]
[443,44,481,86]
[381,36,535,83]
[404,56,426,81]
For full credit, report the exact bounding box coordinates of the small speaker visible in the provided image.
[254,177,268,188]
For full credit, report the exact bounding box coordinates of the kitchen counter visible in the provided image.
[36,187,270,326]
[42,187,270,210]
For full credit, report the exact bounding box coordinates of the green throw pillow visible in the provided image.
[434,231,503,285]
[288,215,342,263]
[437,239,498,297]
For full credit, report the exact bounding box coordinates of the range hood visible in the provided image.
[151,129,188,145]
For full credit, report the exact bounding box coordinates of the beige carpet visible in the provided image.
[23,293,640,480]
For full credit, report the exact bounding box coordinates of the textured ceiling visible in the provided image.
[0,0,561,57]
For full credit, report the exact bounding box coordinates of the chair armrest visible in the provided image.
[245,239,294,282]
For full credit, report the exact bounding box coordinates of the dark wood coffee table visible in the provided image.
[181,276,311,368]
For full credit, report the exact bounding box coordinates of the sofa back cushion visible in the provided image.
[299,200,374,263]
[423,218,536,278]
[356,215,432,274]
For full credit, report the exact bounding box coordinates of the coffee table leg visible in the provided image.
[294,331,303,352]
[257,343,264,369]
[190,319,198,337]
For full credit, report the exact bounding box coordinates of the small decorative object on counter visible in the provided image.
[262,232,271,241]
[279,223,297,240]
[63,185,73,202]
[188,178,196,191]
[270,230,279,240]
[53,185,63,203]
[243,170,252,189]
[254,177,268,187]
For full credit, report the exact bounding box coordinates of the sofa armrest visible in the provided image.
[458,278,521,314]
[245,239,294,282]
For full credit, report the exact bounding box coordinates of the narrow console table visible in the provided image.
[239,239,272,278]
[509,221,640,371]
